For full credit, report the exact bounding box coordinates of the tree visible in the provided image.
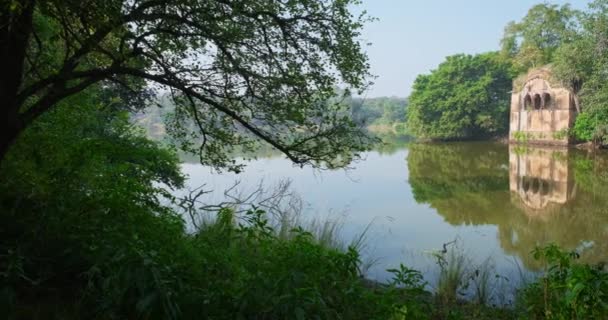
[406,53,514,140]
[0,0,373,170]
[0,84,190,316]
[346,95,407,127]
[500,3,578,73]
[552,0,608,143]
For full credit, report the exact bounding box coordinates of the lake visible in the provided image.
[178,141,608,297]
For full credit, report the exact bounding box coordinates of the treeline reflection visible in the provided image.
[408,142,608,269]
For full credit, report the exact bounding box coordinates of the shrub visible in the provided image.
[573,109,608,145]
[185,208,411,320]
[521,244,608,319]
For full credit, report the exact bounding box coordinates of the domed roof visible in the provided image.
[513,66,564,92]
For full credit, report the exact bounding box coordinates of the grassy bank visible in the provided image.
[3,199,607,319]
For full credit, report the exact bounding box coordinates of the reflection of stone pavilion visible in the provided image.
[509,147,575,218]
[509,67,579,145]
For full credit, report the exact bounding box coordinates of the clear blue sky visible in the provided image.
[360,0,591,97]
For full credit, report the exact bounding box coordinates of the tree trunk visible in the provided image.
[0,0,35,162]
[0,110,22,161]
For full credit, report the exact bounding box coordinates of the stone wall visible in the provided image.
[509,68,578,145]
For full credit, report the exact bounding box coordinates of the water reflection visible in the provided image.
[408,143,608,270]
[180,140,608,281]
[509,147,575,219]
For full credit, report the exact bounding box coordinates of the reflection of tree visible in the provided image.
[407,143,608,270]
[180,142,284,164]
[407,142,509,205]
[375,134,411,156]
[180,134,412,163]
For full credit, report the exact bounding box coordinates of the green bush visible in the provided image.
[573,110,608,145]
[573,112,596,142]
[186,208,401,320]
[521,244,608,319]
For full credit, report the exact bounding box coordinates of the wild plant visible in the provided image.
[386,264,431,320]
[522,244,608,319]
[431,241,469,304]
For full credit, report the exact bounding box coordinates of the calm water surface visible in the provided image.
[179,142,608,290]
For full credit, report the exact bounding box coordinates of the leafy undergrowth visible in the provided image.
[3,188,606,320]
[521,244,608,320]
[1,199,515,320]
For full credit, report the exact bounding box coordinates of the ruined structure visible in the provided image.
[509,146,575,219]
[509,67,578,145]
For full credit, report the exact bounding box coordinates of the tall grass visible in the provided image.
[432,242,469,304]
[185,207,413,320]
[470,258,495,305]
[429,241,519,307]
[180,178,374,255]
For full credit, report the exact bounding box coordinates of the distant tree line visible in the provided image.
[347,96,408,127]
[136,94,410,141]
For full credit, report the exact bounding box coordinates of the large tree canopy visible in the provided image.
[500,3,578,73]
[552,0,608,143]
[406,53,514,140]
[0,0,373,170]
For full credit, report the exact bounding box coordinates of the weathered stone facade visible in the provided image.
[509,146,575,219]
[509,68,578,145]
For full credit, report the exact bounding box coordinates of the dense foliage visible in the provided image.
[1,0,375,170]
[0,88,186,317]
[406,53,514,140]
[348,96,408,127]
[500,3,578,74]
[551,1,608,144]
[523,245,608,319]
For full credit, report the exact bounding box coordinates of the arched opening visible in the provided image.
[543,93,552,109]
[524,94,532,110]
[531,178,540,193]
[533,94,542,110]
[540,180,551,196]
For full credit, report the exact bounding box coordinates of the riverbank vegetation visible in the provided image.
[407,0,608,145]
